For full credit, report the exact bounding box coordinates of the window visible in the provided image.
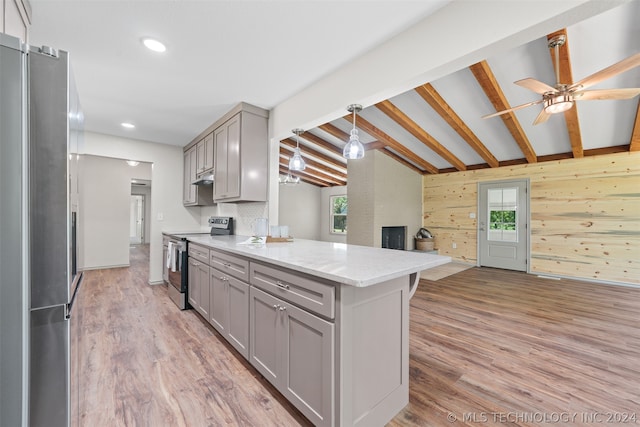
[330,195,347,234]
[487,187,518,242]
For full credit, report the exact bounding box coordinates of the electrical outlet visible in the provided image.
[452,242,457,249]
[469,212,476,219]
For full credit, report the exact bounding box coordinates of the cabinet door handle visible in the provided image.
[278,306,286,311]
[275,281,289,290]
[273,304,280,309]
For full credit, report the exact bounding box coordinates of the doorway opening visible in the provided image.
[478,179,529,272]
[130,194,145,244]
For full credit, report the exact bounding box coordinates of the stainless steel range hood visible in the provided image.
[192,172,214,185]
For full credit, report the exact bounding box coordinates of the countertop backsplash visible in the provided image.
[200,201,269,236]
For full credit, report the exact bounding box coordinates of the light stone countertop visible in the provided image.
[187,235,451,287]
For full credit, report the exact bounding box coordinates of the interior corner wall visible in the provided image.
[423,151,640,285]
[278,181,321,240]
[83,131,201,283]
[320,186,347,244]
[80,155,136,269]
[348,151,422,249]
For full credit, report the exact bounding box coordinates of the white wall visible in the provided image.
[80,155,151,268]
[83,131,201,283]
[278,181,321,240]
[319,186,347,244]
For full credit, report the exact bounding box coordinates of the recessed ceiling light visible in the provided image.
[121,122,135,129]
[142,38,166,53]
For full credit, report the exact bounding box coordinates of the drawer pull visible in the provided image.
[273,304,280,309]
[278,306,286,311]
[275,280,289,290]
[223,262,232,268]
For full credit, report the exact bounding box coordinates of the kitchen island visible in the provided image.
[186,235,450,427]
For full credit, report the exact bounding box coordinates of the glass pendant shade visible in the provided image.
[289,147,306,171]
[343,128,365,159]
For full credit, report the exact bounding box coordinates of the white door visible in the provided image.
[129,194,144,244]
[478,180,528,271]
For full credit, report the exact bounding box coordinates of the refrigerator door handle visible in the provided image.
[65,271,84,319]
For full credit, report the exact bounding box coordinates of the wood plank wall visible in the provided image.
[423,151,640,285]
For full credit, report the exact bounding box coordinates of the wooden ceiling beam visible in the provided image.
[319,122,350,141]
[278,159,345,186]
[375,100,467,171]
[278,166,330,187]
[547,29,584,158]
[297,131,344,157]
[379,149,426,174]
[630,99,640,151]
[414,84,499,168]
[341,115,438,174]
[469,60,538,163]
[280,138,346,171]
[278,150,347,180]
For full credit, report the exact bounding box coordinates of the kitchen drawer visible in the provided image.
[250,262,335,320]
[188,243,210,265]
[210,249,249,282]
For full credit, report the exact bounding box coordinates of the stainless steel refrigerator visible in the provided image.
[0,32,83,427]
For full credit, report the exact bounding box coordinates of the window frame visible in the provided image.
[329,195,348,235]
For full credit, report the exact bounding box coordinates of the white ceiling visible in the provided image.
[27,0,639,180]
[28,0,451,146]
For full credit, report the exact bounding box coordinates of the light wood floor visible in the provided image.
[78,245,640,426]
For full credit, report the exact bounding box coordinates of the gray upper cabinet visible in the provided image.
[195,132,214,175]
[203,132,214,171]
[183,102,267,206]
[183,147,196,205]
[213,106,268,203]
[183,141,213,207]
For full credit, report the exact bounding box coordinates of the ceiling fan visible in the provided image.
[483,35,640,125]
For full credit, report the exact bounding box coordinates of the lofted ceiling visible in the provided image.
[26,1,639,189]
[279,1,640,187]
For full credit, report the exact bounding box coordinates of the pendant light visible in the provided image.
[343,104,365,160]
[289,128,306,171]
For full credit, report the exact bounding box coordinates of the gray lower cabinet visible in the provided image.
[250,286,334,427]
[188,243,211,317]
[209,267,249,359]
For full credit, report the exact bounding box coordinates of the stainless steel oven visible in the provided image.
[166,237,188,309]
[164,217,234,310]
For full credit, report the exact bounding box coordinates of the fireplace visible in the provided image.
[381,226,406,250]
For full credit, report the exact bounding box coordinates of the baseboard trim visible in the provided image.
[82,263,129,271]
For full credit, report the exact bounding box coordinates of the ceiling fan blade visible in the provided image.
[569,52,640,91]
[482,99,544,119]
[573,88,640,101]
[532,108,552,126]
[515,78,556,94]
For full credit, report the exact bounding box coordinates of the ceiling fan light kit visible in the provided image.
[343,104,365,160]
[482,33,640,125]
[543,92,574,114]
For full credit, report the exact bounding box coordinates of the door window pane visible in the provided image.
[487,188,518,242]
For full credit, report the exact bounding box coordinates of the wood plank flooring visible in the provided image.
[78,245,640,426]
